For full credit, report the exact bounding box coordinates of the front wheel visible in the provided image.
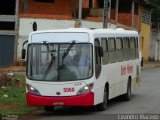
[95,87,108,111]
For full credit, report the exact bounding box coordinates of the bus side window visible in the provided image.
[123,37,130,61]
[135,37,139,58]
[130,37,136,59]
[115,37,123,62]
[95,39,101,79]
[108,38,116,63]
[101,38,109,64]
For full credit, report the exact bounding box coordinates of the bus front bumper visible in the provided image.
[26,92,94,107]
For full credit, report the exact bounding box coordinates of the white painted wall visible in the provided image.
[17,18,116,59]
[149,31,160,61]
[18,18,75,59]
[19,18,76,36]
[149,31,157,60]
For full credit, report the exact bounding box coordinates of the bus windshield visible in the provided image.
[27,43,93,81]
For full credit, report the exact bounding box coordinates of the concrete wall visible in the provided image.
[150,30,160,61]
[149,31,157,61]
[150,32,156,60]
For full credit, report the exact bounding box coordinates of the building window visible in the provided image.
[34,0,54,3]
[142,8,151,25]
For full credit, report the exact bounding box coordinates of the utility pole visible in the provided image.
[103,0,110,28]
[78,0,82,20]
[75,0,82,27]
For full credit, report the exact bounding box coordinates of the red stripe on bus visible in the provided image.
[26,92,94,106]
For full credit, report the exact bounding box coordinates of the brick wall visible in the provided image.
[118,13,139,28]
[19,0,90,19]
[83,0,89,8]
[20,0,73,15]
[93,0,99,8]
[19,0,80,19]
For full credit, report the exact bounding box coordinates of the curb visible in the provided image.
[141,63,160,70]
[0,67,26,73]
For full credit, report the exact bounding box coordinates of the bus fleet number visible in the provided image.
[63,88,75,92]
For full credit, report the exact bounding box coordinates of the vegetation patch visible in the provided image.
[0,76,39,115]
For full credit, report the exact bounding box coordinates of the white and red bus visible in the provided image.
[24,28,141,111]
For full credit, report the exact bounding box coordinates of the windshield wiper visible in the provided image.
[62,41,75,64]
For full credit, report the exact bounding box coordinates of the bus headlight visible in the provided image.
[77,83,94,95]
[26,84,40,95]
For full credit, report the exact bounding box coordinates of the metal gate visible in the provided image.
[0,35,14,67]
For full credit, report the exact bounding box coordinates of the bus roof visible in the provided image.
[29,28,139,43]
[30,28,138,34]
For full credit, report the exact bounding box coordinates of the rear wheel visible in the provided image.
[96,87,108,111]
[44,106,54,111]
[122,79,131,101]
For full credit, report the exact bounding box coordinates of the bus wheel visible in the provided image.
[122,79,131,101]
[44,106,54,111]
[96,87,108,111]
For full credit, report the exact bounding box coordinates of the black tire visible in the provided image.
[95,87,108,111]
[122,79,131,101]
[44,106,54,111]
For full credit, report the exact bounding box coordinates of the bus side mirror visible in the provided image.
[21,40,28,60]
[33,22,37,31]
[21,49,26,60]
[98,47,103,57]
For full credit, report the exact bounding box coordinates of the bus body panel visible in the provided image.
[26,78,94,97]
[26,78,96,106]
[106,60,140,99]
[26,28,141,107]
[93,59,140,104]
